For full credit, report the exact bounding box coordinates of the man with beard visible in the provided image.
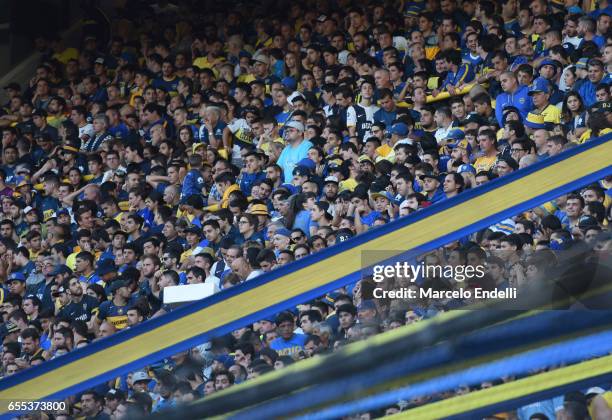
[58,277,100,322]
[322,176,339,203]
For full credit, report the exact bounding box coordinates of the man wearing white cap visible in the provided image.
[276,120,313,184]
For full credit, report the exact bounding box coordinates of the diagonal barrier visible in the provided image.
[184,310,612,420]
[0,134,610,408]
[294,331,612,420]
[389,352,612,420]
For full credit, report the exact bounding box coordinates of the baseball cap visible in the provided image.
[452,139,472,154]
[96,259,118,277]
[247,204,269,216]
[323,292,341,307]
[445,129,465,141]
[132,371,151,383]
[106,389,125,400]
[23,206,36,215]
[251,53,270,66]
[94,57,106,65]
[3,82,20,91]
[576,57,588,69]
[370,191,393,201]
[336,229,353,242]
[32,108,47,118]
[525,112,547,129]
[110,279,129,293]
[284,120,305,132]
[497,156,519,171]
[389,122,409,136]
[404,5,420,16]
[275,228,292,238]
[578,215,599,230]
[419,170,440,181]
[292,166,311,177]
[55,208,70,217]
[589,101,611,113]
[184,225,201,235]
[296,158,316,171]
[324,175,339,185]
[561,42,575,55]
[287,89,303,102]
[213,354,235,369]
[462,113,487,126]
[9,272,25,282]
[537,59,561,74]
[358,155,374,165]
[585,387,605,397]
[457,164,476,174]
[528,77,551,95]
[14,176,32,188]
[52,286,66,298]
[0,321,20,339]
[51,265,72,276]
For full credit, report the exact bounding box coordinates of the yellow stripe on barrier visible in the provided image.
[389,354,612,420]
[1,140,610,405]
[426,83,478,103]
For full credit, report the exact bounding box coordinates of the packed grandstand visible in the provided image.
[0,0,611,418]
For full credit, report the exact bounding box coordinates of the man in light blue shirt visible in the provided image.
[277,120,313,183]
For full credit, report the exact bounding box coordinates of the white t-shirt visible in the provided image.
[78,123,95,146]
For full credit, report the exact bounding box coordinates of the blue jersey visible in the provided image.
[441,64,475,89]
[108,122,130,140]
[97,300,130,330]
[577,80,598,107]
[360,210,382,227]
[270,333,308,356]
[373,108,397,127]
[238,171,266,196]
[495,84,533,126]
[462,52,482,68]
[181,169,205,199]
[275,110,292,126]
[152,76,180,95]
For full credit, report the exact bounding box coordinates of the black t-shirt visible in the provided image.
[58,295,100,322]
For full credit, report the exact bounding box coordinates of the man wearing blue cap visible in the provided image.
[389,122,410,147]
[8,272,27,298]
[419,171,445,203]
[537,58,564,104]
[528,77,561,123]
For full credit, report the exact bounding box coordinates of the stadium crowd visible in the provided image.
[0,0,611,418]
